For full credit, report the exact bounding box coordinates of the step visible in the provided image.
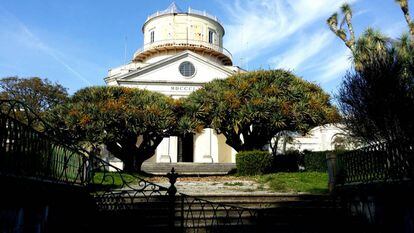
[91,192,364,233]
[142,162,236,175]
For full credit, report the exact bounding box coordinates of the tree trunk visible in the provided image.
[104,134,165,173]
[345,15,356,52]
[397,2,414,37]
[106,141,154,173]
[224,129,270,152]
[122,153,136,172]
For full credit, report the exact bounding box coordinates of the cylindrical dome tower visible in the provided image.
[133,2,233,66]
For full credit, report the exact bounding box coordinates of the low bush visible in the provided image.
[236,150,274,175]
[274,150,301,172]
[303,150,328,172]
[303,150,346,172]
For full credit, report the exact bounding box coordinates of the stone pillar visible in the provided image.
[326,152,337,192]
[156,138,169,163]
[170,136,178,163]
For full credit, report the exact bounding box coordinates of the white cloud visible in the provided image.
[384,21,408,38]
[221,0,357,61]
[313,49,352,84]
[0,7,92,85]
[270,31,333,71]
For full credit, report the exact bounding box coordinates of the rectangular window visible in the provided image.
[208,30,214,44]
[150,30,155,43]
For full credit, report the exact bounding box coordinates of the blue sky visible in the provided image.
[0,0,412,95]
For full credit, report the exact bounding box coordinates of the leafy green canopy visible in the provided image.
[50,86,178,171]
[0,76,68,115]
[183,70,339,152]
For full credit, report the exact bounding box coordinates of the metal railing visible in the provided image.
[328,142,414,231]
[335,141,414,185]
[147,7,222,25]
[178,194,257,232]
[0,100,89,185]
[0,99,258,232]
[134,39,233,61]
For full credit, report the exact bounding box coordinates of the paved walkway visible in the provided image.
[147,176,276,195]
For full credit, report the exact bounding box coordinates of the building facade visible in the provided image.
[275,124,356,153]
[105,3,241,165]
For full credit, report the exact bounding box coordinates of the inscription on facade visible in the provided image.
[170,86,201,92]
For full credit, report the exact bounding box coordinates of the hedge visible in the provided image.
[303,151,328,172]
[236,150,274,175]
[237,150,347,174]
[274,150,301,172]
[303,150,346,172]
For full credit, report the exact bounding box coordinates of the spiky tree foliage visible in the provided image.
[182,70,340,152]
[395,0,414,37]
[341,4,356,47]
[353,28,391,70]
[338,39,414,143]
[329,2,414,143]
[328,4,403,72]
[49,86,178,172]
[396,33,414,60]
[327,3,356,52]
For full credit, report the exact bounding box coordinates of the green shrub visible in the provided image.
[303,150,328,172]
[274,150,301,172]
[236,150,274,175]
[303,150,347,172]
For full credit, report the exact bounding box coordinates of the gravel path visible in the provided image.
[146,176,275,195]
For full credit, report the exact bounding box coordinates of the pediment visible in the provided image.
[115,51,235,84]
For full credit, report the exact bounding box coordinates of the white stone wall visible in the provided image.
[126,54,231,83]
[142,13,224,47]
[277,124,352,152]
[146,128,236,163]
[107,52,236,99]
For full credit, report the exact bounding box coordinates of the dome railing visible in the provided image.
[146,7,222,25]
[133,39,233,62]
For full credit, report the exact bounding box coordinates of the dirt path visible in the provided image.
[147,176,275,195]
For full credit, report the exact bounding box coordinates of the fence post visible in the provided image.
[326,152,337,192]
[167,167,178,232]
[180,195,184,232]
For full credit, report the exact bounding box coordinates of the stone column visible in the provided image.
[326,152,337,192]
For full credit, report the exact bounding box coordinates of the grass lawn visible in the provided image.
[92,171,146,188]
[254,172,329,194]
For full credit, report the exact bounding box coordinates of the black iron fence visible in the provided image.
[178,194,257,232]
[335,141,414,185]
[0,99,258,232]
[0,100,88,185]
[327,141,414,232]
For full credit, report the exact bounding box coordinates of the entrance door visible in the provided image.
[177,134,194,162]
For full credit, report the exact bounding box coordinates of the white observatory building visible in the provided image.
[105,3,242,171]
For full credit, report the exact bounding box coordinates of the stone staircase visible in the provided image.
[91,193,369,233]
[178,194,367,233]
[91,195,172,233]
[142,162,236,175]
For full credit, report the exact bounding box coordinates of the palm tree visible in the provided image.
[353,28,390,70]
[395,0,414,37]
[395,33,414,77]
[326,4,356,52]
[341,4,356,50]
[395,33,412,59]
